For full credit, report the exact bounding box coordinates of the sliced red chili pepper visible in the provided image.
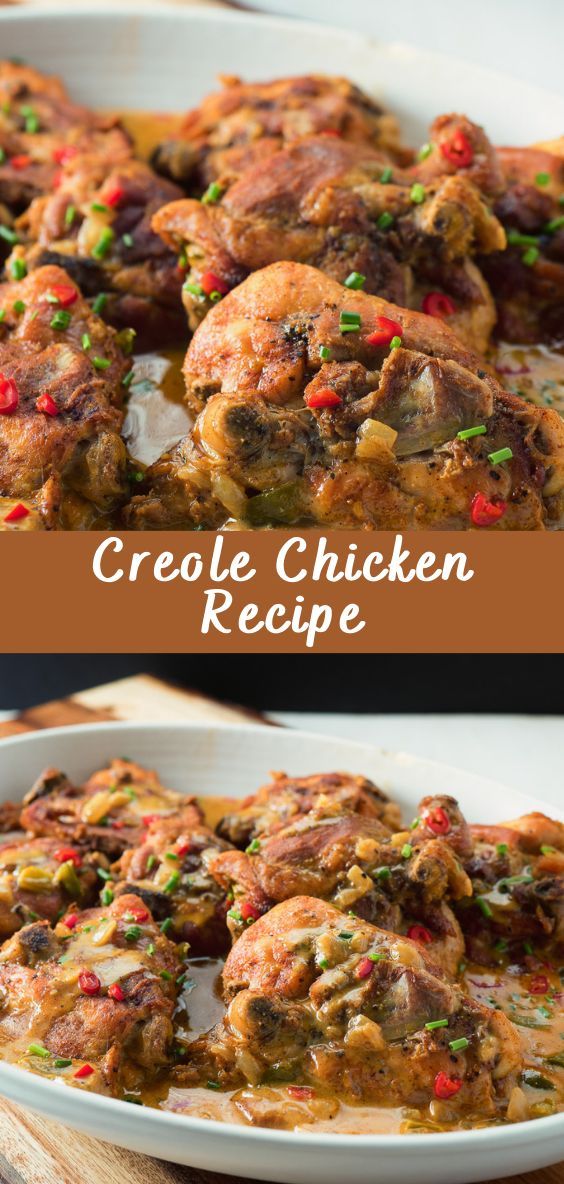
[52,170,63,191]
[176,841,193,857]
[440,131,474,168]
[355,956,374,980]
[422,292,457,318]
[319,128,341,137]
[74,1064,95,1079]
[108,983,125,1002]
[0,374,19,415]
[305,388,343,410]
[287,1085,315,1099]
[104,184,125,208]
[52,145,78,166]
[471,492,507,528]
[3,502,29,524]
[200,271,231,297]
[63,912,79,930]
[529,974,549,995]
[112,819,125,830]
[434,1071,462,1100]
[128,907,149,923]
[424,806,451,836]
[78,970,101,996]
[407,924,433,944]
[366,316,403,347]
[54,847,82,867]
[142,814,162,826]
[10,154,32,170]
[36,392,59,417]
[49,283,78,308]
[240,900,261,922]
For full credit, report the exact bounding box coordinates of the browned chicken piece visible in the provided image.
[113,821,232,955]
[154,130,504,353]
[0,265,131,528]
[126,261,564,531]
[457,814,564,965]
[0,835,103,939]
[151,74,410,194]
[178,896,523,1127]
[13,157,187,350]
[215,770,401,848]
[413,113,505,201]
[0,893,181,1096]
[0,474,63,531]
[211,797,471,976]
[478,146,564,344]
[0,62,131,217]
[0,803,23,834]
[20,759,202,860]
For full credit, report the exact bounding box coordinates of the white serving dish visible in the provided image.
[0,719,562,1184]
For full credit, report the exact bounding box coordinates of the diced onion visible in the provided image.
[356,418,398,460]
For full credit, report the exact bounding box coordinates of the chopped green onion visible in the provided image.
[97,867,111,881]
[418,143,433,161]
[147,941,156,955]
[160,970,173,981]
[507,230,539,247]
[165,852,179,861]
[163,871,180,893]
[0,148,5,164]
[389,335,402,349]
[522,246,539,266]
[124,925,142,942]
[380,166,393,183]
[122,233,134,248]
[319,345,332,361]
[92,226,114,260]
[82,333,91,351]
[202,181,223,205]
[540,845,557,855]
[339,310,361,333]
[344,271,366,290]
[146,854,157,872]
[368,952,384,962]
[13,300,25,314]
[122,369,134,389]
[496,843,508,855]
[184,281,204,298]
[488,447,513,465]
[449,1037,469,1052]
[206,1080,221,1090]
[545,215,564,233]
[425,1019,449,1030]
[0,225,18,245]
[375,866,391,880]
[477,896,493,919]
[317,956,329,969]
[535,172,551,187]
[410,817,421,830]
[401,843,412,859]
[377,211,394,231]
[64,204,76,229]
[523,941,534,955]
[10,257,27,280]
[0,309,6,321]
[91,202,109,213]
[54,1058,73,1068]
[457,424,487,440]
[338,931,354,940]
[159,917,173,935]
[92,293,107,316]
[92,356,110,370]
[410,182,426,204]
[50,310,71,331]
[246,838,261,854]
[101,887,114,906]
[28,1044,50,1058]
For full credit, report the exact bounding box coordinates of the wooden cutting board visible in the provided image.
[0,675,561,1184]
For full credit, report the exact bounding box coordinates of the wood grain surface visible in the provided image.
[0,675,562,1184]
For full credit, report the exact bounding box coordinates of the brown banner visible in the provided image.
[2,530,562,653]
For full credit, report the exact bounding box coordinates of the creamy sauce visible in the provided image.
[107,110,185,163]
[123,349,192,467]
[494,340,564,414]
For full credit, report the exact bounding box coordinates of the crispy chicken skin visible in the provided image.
[0,893,180,1096]
[216,770,401,848]
[20,760,202,860]
[126,261,564,531]
[178,896,522,1121]
[151,74,410,193]
[113,820,232,955]
[14,158,186,349]
[0,265,130,526]
[0,835,102,939]
[0,62,129,218]
[154,129,504,353]
[211,794,471,976]
[458,813,564,964]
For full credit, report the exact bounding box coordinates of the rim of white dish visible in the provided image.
[0,718,562,1151]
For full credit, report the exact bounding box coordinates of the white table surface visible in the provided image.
[269,713,564,813]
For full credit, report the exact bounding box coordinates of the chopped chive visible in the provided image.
[159,918,173,936]
[496,843,508,855]
[13,300,25,314]
[101,887,114,906]
[50,310,71,331]
[317,956,329,969]
[92,356,110,370]
[410,817,421,830]
[122,369,135,390]
[339,310,361,333]
[124,925,142,942]
[183,281,204,298]
[10,257,27,280]
[227,908,242,922]
[82,332,91,351]
[338,931,354,940]
[319,345,332,361]
[165,852,179,861]
[0,225,18,245]
[206,1080,221,1090]
[0,309,5,321]
[147,854,157,872]
[92,226,114,260]
[28,1044,50,1058]
[457,424,487,440]
[540,845,557,855]
[449,1037,469,1052]
[389,335,402,349]
[91,202,110,213]
[477,896,493,919]
[535,172,551,187]
[97,867,111,880]
[344,271,366,290]
[418,142,433,161]
[410,182,426,204]
[507,230,539,247]
[160,970,173,981]
[401,843,412,859]
[545,215,564,233]
[0,148,5,164]
[537,1005,552,1019]
[375,866,391,880]
[163,871,180,893]
[380,166,393,183]
[64,204,76,229]
[54,1058,72,1068]
[122,233,134,248]
[368,952,384,962]
[245,838,261,854]
[488,446,513,465]
[377,211,394,230]
[201,181,223,205]
[522,246,539,266]
[45,293,60,304]
[425,1019,449,1030]
[523,941,533,955]
[92,293,107,316]
[147,941,156,955]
